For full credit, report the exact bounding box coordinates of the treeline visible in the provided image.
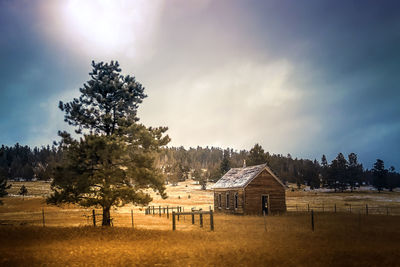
[0,143,61,180]
[1,142,399,192]
[156,144,400,191]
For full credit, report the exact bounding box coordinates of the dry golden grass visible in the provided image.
[286,189,400,214]
[1,181,400,266]
[8,181,51,197]
[1,213,400,266]
[7,180,400,213]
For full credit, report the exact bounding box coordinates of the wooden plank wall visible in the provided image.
[244,169,286,214]
[214,189,244,214]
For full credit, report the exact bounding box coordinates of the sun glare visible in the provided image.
[59,0,161,55]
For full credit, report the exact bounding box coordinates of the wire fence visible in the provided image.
[0,206,214,230]
[2,203,400,228]
[286,203,400,215]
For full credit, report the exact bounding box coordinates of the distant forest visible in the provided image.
[1,143,399,191]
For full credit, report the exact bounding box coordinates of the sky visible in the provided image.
[0,0,399,169]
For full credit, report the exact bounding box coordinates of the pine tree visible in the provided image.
[19,185,28,200]
[48,61,170,226]
[321,155,328,168]
[220,149,231,174]
[347,153,363,191]
[0,168,11,205]
[372,159,387,192]
[247,144,266,166]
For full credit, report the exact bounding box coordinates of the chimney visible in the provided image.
[243,160,246,168]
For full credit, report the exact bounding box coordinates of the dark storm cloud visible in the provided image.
[0,1,87,146]
[0,0,399,169]
[225,0,400,167]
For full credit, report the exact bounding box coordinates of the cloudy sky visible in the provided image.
[1,0,399,169]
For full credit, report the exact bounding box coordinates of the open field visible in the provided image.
[5,180,400,217]
[2,181,400,266]
[1,214,400,266]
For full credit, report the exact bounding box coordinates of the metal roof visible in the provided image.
[211,163,285,189]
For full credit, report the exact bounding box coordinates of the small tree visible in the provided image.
[193,168,207,190]
[0,168,11,205]
[372,159,387,192]
[192,169,202,183]
[19,185,28,200]
[169,163,183,186]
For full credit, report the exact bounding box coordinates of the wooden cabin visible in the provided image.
[212,163,286,215]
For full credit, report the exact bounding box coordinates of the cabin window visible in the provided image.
[218,194,222,208]
[226,193,229,209]
[234,193,238,209]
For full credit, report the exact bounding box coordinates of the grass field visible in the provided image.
[1,181,400,266]
[1,213,400,266]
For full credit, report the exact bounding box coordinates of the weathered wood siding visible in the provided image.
[214,189,244,214]
[244,169,286,214]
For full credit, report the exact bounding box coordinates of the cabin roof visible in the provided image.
[211,163,285,189]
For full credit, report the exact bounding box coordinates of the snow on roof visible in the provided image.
[212,163,269,189]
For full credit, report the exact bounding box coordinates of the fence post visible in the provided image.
[163,207,165,214]
[200,213,203,227]
[131,209,134,228]
[307,204,310,212]
[192,213,195,224]
[209,205,212,211]
[311,210,314,232]
[177,207,180,221]
[167,206,169,219]
[152,206,155,215]
[366,204,368,215]
[42,208,45,227]
[172,212,176,231]
[210,210,214,231]
[349,204,352,213]
[92,209,96,227]
[159,206,161,217]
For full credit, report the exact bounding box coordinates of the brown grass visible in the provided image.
[1,213,400,266]
[2,181,400,266]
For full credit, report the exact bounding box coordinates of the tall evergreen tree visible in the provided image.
[220,149,231,174]
[0,168,11,205]
[247,143,266,166]
[372,159,387,192]
[48,61,170,226]
[347,153,363,191]
[321,155,328,167]
[327,153,348,191]
[386,166,398,191]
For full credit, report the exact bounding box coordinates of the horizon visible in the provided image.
[1,0,400,169]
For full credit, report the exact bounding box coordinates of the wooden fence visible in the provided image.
[144,205,215,231]
[172,210,214,231]
[144,205,184,219]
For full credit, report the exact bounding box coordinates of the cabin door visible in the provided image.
[261,195,269,215]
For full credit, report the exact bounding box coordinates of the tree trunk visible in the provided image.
[102,206,111,226]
